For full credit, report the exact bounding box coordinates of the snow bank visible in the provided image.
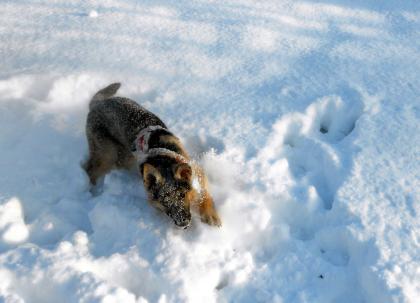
[0,0,419,302]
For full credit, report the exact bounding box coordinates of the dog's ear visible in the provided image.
[143,163,163,188]
[173,163,192,183]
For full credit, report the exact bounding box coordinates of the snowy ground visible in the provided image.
[0,0,419,302]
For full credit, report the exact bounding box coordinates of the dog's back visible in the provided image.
[85,83,166,184]
[87,83,166,148]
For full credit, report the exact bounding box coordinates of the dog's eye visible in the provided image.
[152,190,160,200]
[176,180,191,191]
[146,175,157,189]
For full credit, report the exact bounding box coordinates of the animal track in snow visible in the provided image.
[255,93,363,274]
[314,97,362,142]
[258,94,363,211]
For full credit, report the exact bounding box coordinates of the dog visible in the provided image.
[84,83,221,228]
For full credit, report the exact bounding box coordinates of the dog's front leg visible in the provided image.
[199,191,221,227]
[192,164,221,227]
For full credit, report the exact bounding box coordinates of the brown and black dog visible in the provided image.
[84,83,221,228]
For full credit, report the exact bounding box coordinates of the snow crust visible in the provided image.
[0,0,419,302]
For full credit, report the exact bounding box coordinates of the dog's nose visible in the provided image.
[175,218,191,229]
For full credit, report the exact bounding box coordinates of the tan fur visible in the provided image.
[191,162,221,226]
[199,192,221,226]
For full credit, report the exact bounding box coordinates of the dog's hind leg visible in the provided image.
[85,155,112,186]
[84,132,119,186]
[116,148,136,171]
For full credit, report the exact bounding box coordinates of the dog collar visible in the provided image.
[132,126,190,166]
[133,125,166,155]
[135,147,189,166]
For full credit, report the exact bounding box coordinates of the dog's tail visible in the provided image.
[89,82,121,110]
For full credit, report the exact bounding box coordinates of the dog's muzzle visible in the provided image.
[167,207,191,229]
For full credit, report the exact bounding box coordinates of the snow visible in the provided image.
[0,0,419,302]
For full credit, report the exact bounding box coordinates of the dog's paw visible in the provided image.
[200,208,222,227]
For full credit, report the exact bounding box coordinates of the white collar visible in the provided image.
[135,147,189,166]
[132,126,189,165]
[133,125,165,155]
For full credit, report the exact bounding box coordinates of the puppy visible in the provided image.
[84,83,221,228]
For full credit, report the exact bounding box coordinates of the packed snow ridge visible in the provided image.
[0,0,419,302]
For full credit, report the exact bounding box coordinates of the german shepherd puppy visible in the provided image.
[84,83,221,228]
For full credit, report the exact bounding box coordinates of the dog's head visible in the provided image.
[141,156,193,228]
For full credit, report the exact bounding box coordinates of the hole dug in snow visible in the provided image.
[310,95,363,141]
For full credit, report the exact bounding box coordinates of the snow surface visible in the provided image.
[0,0,419,302]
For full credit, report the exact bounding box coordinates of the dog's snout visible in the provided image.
[174,212,191,227]
[167,204,191,229]
[177,218,191,229]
